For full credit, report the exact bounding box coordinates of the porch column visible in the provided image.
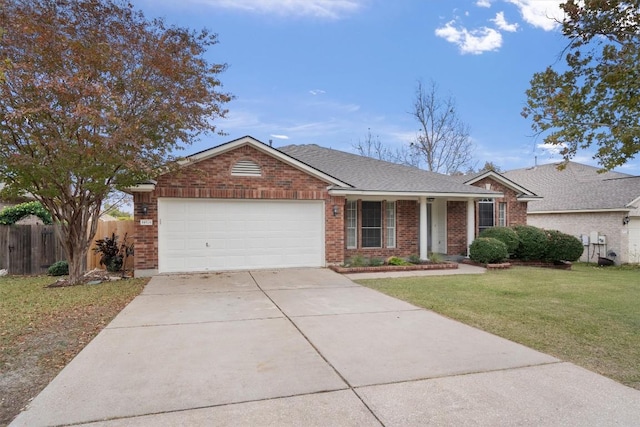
[419,197,429,260]
[466,199,475,256]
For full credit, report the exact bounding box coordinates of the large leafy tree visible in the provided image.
[522,0,640,170]
[0,0,232,284]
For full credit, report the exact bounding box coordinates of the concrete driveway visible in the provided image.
[11,268,640,426]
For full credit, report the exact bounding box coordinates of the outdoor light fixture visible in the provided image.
[332,205,339,217]
[623,215,630,225]
[427,197,435,202]
[140,203,148,216]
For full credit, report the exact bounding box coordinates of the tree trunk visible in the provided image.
[67,247,85,285]
[50,200,102,286]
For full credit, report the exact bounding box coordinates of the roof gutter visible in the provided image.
[328,189,504,199]
[528,208,631,214]
[517,195,543,202]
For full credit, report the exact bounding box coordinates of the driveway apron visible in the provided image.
[11,268,640,426]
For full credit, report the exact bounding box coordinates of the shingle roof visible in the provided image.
[502,162,639,212]
[278,144,499,196]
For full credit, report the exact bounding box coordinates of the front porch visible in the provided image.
[340,197,478,263]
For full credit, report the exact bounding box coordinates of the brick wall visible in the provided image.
[133,145,342,272]
[344,199,419,261]
[447,201,468,256]
[471,177,528,229]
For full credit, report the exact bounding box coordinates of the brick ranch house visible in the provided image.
[127,136,539,276]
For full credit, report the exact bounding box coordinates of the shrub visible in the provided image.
[368,258,384,267]
[469,237,508,264]
[48,260,69,276]
[387,256,411,266]
[479,227,519,256]
[407,254,421,264]
[348,254,366,267]
[0,201,52,225]
[428,252,443,263]
[512,225,547,261]
[93,233,134,272]
[544,230,584,262]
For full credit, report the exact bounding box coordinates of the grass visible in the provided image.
[356,263,640,390]
[0,275,148,425]
[1,276,147,359]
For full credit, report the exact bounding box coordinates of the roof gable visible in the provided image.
[179,136,350,188]
[463,170,540,200]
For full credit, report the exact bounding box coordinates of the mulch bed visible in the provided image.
[47,269,132,287]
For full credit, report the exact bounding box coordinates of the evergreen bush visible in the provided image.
[544,230,584,262]
[479,227,519,256]
[469,237,508,264]
[48,260,69,276]
[512,225,547,261]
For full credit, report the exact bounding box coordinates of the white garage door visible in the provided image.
[158,199,325,273]
[629,218,640,264]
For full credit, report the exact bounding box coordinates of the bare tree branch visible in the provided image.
[409,79,474,174]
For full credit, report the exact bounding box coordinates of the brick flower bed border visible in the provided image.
[329,262,458,274]
[461,259,572,270]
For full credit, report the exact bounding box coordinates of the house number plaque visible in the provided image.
[140,219,153,226]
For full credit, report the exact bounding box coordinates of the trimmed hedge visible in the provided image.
[479,227,519,256]
[0,201,52,225]
[469,237,508,264]
[544,230,584,262]
[512,225,547,261]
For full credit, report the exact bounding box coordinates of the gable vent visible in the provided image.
[231,159,262,177]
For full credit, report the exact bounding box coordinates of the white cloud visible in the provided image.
[506,0,564,31]
[194,0,364,19]
[270,134,289,139]
[492,11,518,32]
[537,142,566,156]
[309,89,326,95]
[435,20,503,55]
[476,0,493,7]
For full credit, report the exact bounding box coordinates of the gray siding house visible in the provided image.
[503,162,640,264]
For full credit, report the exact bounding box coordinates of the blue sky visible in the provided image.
[134,0,640,175]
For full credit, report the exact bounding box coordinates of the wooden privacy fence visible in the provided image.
[87,220,135,271]
[0,224,65,275]
[0,220,135,275]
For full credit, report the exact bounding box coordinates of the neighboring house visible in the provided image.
[503,162,640,264]
[127,136,539,276]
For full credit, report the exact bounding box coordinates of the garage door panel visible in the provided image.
[158,199,324,273]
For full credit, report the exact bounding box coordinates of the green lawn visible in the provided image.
[356,264,640,390]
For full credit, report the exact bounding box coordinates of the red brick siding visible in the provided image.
[133,145,343,271]
[471,178,528,233]
[344,200,419,261]
[447,201,468,256]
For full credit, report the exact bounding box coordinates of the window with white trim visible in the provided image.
[346,200,357,249]
[478,198,495,233]
[385,201,396,248]
[498,202,507,227]
[361,201,382,248]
